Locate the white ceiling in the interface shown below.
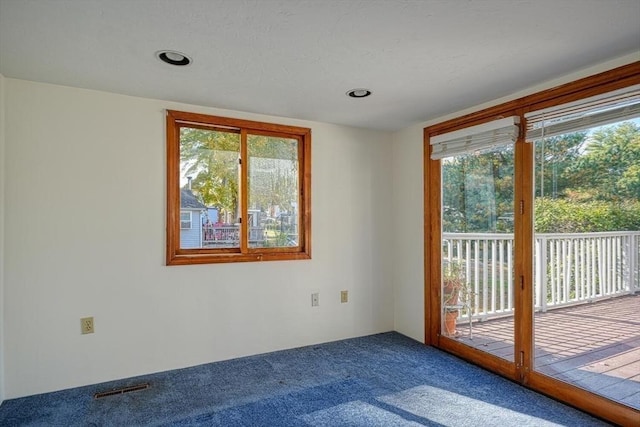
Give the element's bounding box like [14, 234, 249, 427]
[1, 0, 639, 131]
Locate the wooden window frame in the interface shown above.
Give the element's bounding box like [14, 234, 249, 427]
[166, 110, 312, 265]
[424, 62, 640, 425]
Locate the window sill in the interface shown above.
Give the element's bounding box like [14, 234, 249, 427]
[166, 251, 311, 265]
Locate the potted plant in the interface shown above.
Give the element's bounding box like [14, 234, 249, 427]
[442, 260, 466, 337]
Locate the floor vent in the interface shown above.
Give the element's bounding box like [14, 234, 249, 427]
[94, 383, 150, 399]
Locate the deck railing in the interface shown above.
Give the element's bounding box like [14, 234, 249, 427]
[202, 225, 265, 245]
[443, 231, 639, 321]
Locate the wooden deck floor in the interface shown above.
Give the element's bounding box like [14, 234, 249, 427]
[453, 294, 640, 409]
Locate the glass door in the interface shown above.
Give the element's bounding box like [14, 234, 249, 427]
[427, 65, 640, 425]
[432, 117, 518, 362]
[531, 115, 640, 409]
[439, 141, 515, 362]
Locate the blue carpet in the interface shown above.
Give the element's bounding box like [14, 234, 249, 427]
[0, 332, 610, 426]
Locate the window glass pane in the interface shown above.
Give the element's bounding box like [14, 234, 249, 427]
[532, 118, 640, 409]
[180, 211, 192, 229]
[179, 127, 240, 249]
[247, 135, 299, 248]
[441, 145, 515, 361]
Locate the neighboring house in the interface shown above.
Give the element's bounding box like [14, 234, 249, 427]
[180, 187, 207, 249]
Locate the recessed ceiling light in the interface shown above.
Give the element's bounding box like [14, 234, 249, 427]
[156, 50, 192, 66]
[346, 88, 372, 98]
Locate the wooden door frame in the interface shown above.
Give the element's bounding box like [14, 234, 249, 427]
[423, 62, 640, 426]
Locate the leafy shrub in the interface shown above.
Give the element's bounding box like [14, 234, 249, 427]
[535, 198, 640, 233]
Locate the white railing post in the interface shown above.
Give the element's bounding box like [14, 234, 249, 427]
[483, 239, 489, 318]
[536, 235, 548, 312]
[630, 233, 639, 292]
[507, 239, 513, 312]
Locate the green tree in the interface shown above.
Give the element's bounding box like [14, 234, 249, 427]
[180, 127, 240, 221]
[442, 147, 514, 233]
[534, 122, 640, 232]
[565, 122, 640, 201]
[442, 122, 640, 234]
[535, 132, 586, 198]
[247, 135, 298, 216]
[179, 127, 299, 222]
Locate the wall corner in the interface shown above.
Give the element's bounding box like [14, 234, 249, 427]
[0, 73, 6, 403]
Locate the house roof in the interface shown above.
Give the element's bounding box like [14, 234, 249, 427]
[0, 1, 638, 131]
[180, 188, 207, 210]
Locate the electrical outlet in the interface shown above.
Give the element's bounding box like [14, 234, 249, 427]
[341, 290, 348, 303]
[311, 293, 319, 307]
[81, 317, 94, 334]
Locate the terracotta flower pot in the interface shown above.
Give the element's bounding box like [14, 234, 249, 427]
[443, 311, 459, 337]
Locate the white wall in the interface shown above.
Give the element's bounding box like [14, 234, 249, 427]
[0, 73, 6, 403]
[3, 79, 394, 398]
[390, 124, 424, 342]
[390, 52, 640, 344]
